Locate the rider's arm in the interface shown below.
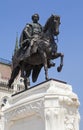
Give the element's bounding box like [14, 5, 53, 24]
[19, 24, 32, 48]
[24, 24, 32, 38]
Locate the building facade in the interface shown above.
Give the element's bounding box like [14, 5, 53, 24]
[0, 58, 24, 108]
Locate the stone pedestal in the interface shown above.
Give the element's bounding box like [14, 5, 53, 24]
[2, 79, 80, 130]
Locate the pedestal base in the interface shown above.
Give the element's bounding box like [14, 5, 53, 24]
[2, 79, 80, 130]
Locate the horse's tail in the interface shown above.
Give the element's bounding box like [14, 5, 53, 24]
[8, 66, 20, 89]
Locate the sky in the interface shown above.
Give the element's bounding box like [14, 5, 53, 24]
[0, 0, 83, 129]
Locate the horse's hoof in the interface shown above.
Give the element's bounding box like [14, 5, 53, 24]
[57, 66, 62, 72]
[7, 83, 10, 89]
[45, 77, 49, 81]
[25, 87, 28, 90]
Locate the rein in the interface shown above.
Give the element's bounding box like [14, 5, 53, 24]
[55, 36, 58, 43]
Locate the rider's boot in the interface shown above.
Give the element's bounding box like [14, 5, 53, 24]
[24, 46, 31, 58]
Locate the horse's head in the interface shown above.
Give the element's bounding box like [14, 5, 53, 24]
[44, 14, 61, 36]
[51, 15, 60, 36]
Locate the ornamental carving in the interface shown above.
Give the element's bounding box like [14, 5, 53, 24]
[5, 100, 44, 122]
[64, 115, 75, 130]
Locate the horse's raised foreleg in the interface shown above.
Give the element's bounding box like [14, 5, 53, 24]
[52, 52, 64, 72]
[56, 53, 64, 72]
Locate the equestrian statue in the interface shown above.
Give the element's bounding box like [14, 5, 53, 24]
[8, 13, 64, 90]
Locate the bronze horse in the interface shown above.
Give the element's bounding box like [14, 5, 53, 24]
[8, 15, 64, 90]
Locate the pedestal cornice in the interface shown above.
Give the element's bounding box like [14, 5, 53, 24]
[1, 79, 80, 130]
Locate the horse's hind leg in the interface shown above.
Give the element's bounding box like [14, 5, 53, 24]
[24, 77, 30, 90]
[8, 66, 20, 89]
[23, 67, 31, 90]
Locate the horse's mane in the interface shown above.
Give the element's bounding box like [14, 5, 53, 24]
[43, 15, 60, 33]
[43, 15, 54, 33]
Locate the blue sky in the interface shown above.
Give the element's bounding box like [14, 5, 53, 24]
[0, 0, 83, 129]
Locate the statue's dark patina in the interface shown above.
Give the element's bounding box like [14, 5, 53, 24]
[8, 14, 64, 90]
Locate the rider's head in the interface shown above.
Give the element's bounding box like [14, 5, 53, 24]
[32, 13, 39, 23]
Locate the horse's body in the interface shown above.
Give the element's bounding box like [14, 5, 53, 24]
[8, 15, 64, 90]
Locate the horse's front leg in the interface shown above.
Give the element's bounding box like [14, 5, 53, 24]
[44, 56, 49, 80]
[40, 51, 49, 80]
